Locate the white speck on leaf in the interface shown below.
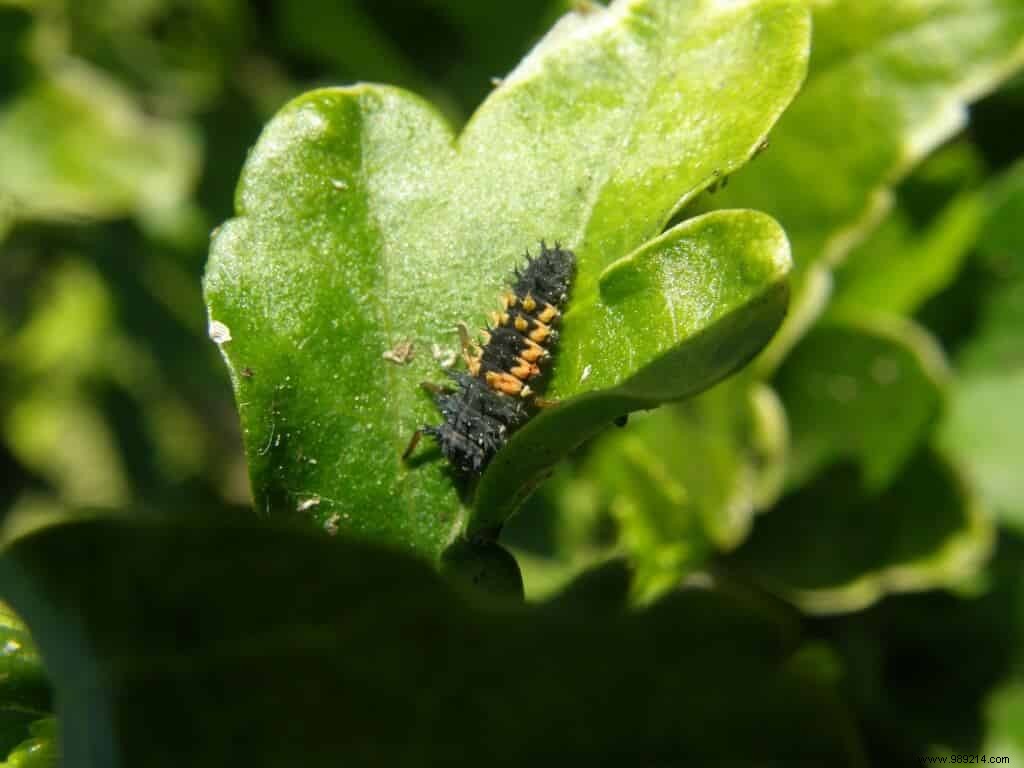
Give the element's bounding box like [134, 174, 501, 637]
[580, 364, 592, 383]
[330, 178, 348, 190]
[432, 343, 457, 368]
[324, 513, 341, 535]
[208, 320, 232, 345]
[297, 496, 321, 512]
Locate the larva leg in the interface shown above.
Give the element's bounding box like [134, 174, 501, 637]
[401, 429, 424, 460]
[420, 381, 453, 397]
[532, 396, 561, 409]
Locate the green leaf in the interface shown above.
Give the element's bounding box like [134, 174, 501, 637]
[820, 533, 1024, 760]
[574, 375, 788, 601]
[0, 604, 50, 759]
[1, 718, 56, 768]
[985, 683, 1024, 762]
[730, 448, 993, 614]
[277, 0, 450, 117]
[828, 184, 985, 320]
[776, 314, 949, 492]
[1, 262, 131, 509]
[0, 62, 199, 221]
[204, 0, 810, 557]
[706, 0, 1024, 369]
[0, 518, 862, 765]
[940, 161, 1024, 531]
[502, 462, 624, 601]
[61, 0, 243, 113]
[471, 211, 791, 533]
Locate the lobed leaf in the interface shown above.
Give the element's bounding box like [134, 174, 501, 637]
[205, 0, 810, 557]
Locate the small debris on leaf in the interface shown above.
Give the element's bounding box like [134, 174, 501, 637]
[383, 339, 415, 365]
[297, 496, 321, 512]
[208, 320, 232, 345]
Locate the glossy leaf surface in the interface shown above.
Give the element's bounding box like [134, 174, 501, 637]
[205, 0, 810, 556]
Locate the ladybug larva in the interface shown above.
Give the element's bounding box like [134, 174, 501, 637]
[403, 242, 575, 474]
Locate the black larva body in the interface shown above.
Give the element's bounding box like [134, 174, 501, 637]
[416, 242, 575, 474]
[422, 373, 529, 474]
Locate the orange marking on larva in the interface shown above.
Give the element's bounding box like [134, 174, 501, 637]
[522, 357, 542, 376]
[501, 291, 515, 309]
[523, 336, 546, 352]
[510, 357, 540, 380]
[529, 322, 552, 343]
[514, 315, 529, 332]
[520, 345, 544, 363]
[500, 312, 511, 326]
[522, 294, 537, 312]
[538, 304, 559, 323]
[486, 370, 525, 396]
[510, 363, 531, 380]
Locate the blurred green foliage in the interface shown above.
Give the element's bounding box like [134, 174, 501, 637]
[1, 0, 1024, 765]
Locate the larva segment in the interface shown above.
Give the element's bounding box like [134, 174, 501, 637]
[537, 303, 559, 324]
[485, 370, 533, 397]
[527, 321, 553, 344]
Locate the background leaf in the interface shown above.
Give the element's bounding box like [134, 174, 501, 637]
[0, 603, 50, 760]
[813, 532, 1024, 761]
[1, 717, 56, 768]
[940, 160, 1024, 532]
[523, 375, 788, 601]
[705, 0, 1024, 367]
[828, 180, 985, 319]
[731, 448, 993, 613]
[0, 62, 199, 221]
[776, 314, 948, 491]
[0, 518, 862, 767]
